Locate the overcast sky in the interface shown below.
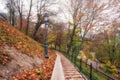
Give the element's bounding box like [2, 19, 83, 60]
[0, 0, 7, 13]
[0, 0, 119, 23]
[0, 0, 70, 23]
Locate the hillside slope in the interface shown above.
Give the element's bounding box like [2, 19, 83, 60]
[0, 19, 56, 80]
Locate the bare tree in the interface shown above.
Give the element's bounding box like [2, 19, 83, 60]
[87, 0, 120, 67]
[14, 0, 24, 31]
[48, 21, 67, 50]
[26, 0, 33, 35]
[33, 0, 58, 38]
[54, 22, 66, 50]
[66, 0, 105, 55]
[6, 0, 16, 26]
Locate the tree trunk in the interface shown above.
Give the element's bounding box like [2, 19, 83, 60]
[55, 43, 57, 49]
[11, 10, 15, 26]
[19, 14, 23, 31]
[26, 18, 29, 35]
[67, 24, 77, 55]
[33, 21, 42, 38]
[26, 0, 32, 35]
[59, 45, 61, 51]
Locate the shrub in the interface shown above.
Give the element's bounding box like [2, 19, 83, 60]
[102, 61, 117, 74]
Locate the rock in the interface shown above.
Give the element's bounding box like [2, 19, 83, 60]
[0, 45, 43, 80]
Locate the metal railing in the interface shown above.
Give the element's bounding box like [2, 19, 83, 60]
[50, 48, 118, 80]
[0, 13, 7, 21]
[68, 54, 117, 80]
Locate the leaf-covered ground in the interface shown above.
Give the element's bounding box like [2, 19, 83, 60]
[0, 19, 56, 80]
[13, 50, 56, 80]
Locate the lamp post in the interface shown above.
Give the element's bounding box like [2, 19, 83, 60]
[44, 13, 49, 58]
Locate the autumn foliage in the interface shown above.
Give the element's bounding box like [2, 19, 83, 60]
[0, 19, 56, 80]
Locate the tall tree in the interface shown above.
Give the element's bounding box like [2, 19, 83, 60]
[66, 0, 105, 55]
[48, 21, 66, 50]
[15, 0, 24, 31]
[33, 0, 58, 38]
[7, 0, 16, 26]
[26, 0, 33, 35]
[33, 0, 47, 38]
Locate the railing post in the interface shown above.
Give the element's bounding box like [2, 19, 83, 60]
[72, 53, 74, 62]
[96, 62, 98, 72]
[74, 54, 75, 65]
[71, 53, 73, 61]
[74, 55, 76, 65]
[79, 59, 82, 72]
[90, 63, 92, 80]
[86, 60, 87, 67]
[68, 54, 70, 59]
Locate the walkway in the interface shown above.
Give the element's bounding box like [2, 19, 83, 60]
[51, 51, 85, 80]
[51, 52, 65, 80]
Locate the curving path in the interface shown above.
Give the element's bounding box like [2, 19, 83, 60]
[60, 52, 84, 80]
[51, 51, 85, 80]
